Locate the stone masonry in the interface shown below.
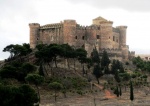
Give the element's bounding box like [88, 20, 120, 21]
[29, 16, 135, 61]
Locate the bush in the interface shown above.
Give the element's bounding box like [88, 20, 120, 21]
[0, 84, 38, 106]
[77, 90, 83, 95]
[125, 62, 129, 65]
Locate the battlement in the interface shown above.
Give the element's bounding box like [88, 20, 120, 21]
[63, 20, 76, 25]
[101, 48, 122, 52]
[116, 26, 127, 29]
[113, 27, 120, 33]
[99, 48, 123, 57]
[40, 23, 62, 29]
[76, 24, 100, 30]
[29, 23, 40, 27]
[131, 51, 135, 54]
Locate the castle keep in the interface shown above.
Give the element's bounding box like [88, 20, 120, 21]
[29, 16, 135, 61]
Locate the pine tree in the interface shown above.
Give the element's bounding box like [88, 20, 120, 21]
[116, 86, 119, 97]
[114, 70, 121, 83]
[130, 81, 134, 101]
[101, 50, 110, 69]
[114, 86, 120, 97]
[91, 47, 100, 64]
[93, 65, 103, 84]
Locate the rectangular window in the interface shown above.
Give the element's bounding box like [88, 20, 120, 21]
[75, 36, 77, 39]
[82, 36, 84, 40]
[113, 36, 115, 41]
[96, 35, 100, 39]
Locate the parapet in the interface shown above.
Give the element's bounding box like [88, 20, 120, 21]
[63, 20, 76, 25]
[113, 27, 120, 33]
[76, 24, 100, 30]
[29, 23, 40, 28]
[40, 23, 62, 29]
[116, 26, 127, 29]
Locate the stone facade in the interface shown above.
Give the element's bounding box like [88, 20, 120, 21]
[29, 16, 135, 61]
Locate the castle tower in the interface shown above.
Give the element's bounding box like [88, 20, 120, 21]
[93, 16, 107, 25]
[93, 16, 113, 49]
[63, 20, 76, 45]
[117, 26, 127, 47]
[29, 23, 40, 48]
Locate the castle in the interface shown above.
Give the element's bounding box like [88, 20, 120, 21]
[29, 16, 135, 61]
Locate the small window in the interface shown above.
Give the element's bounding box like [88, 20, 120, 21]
[82, 36, 84, 40]
[113, 36, 115, 41]
[98, 27, 100, 30]
[75, 36, 77, 39]
[37, 38, 39, 40]
[97, 35, 100, 39]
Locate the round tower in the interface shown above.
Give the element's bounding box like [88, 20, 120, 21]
[29, 23, 40, 48]
[117, 26, 127, 47]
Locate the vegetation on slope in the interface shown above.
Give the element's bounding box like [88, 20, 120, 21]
[0, 43, 149, 105]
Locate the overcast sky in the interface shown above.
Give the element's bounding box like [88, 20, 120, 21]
[0, 0, 150, 60]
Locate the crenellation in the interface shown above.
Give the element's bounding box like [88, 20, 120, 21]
[29, 16, 135, 61]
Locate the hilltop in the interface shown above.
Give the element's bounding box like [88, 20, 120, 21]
[0, 43, 150, 106]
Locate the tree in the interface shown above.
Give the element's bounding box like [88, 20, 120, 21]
[93, 65, 103, 84]
[0, 65, 18, 79]
[3, 44, 15, 58]
[119, 73, 131, 92]
[114, 70, 121, 83]
[101, 50, 110, 69]
[119, 63, 125, 73]
[130, 81, 134, 101]
[116, 86, 120, 97]
[61, 44, 73, 69]
[3, 44, 32, 62]
[49, 82, 63, 101]
[91, 47, 100, 64]
[49, 44, 64, 68]
[25, 74, 44, 103]
[38, 63, 44, 76]
[21, 62, 36, 74]
[119, 86, 122, 97]
[114, 86, 119, 97]
[104, 66, 110, 74]
[35, 44, 52, 76]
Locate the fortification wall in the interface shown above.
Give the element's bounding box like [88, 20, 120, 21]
[121, 45, 129, 60]
[112, 31, 120, 49]
[33, 23, 64, 45]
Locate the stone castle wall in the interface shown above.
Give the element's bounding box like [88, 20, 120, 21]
[29, 16, 134, 61]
